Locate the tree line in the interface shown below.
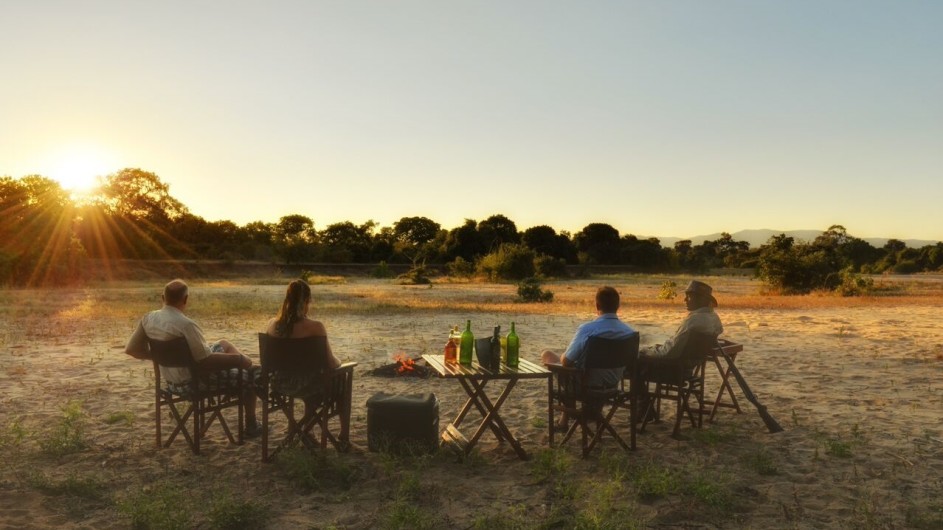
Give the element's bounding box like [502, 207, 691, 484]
[2, 169, 941, 292]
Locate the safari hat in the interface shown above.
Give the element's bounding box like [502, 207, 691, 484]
[685, 280, 718, 306]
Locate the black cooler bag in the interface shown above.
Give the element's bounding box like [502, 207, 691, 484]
[366, 392, 439, 454]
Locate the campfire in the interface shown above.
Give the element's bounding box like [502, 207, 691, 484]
[393, 353, 416, 374]
[368, 352, 430, 378]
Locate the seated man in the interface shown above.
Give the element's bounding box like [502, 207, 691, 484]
[641, 280, 723, 359]
[542, 286, 637, 430]
[125, 279, 261, 437]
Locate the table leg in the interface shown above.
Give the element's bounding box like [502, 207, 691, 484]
[467, 379, 528, 459]
[450, 378, 529, 460]
[709, 353, 743, 422]
[455, 379, 506, 441]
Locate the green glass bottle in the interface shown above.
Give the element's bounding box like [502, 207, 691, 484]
[506, 321, 520, 367]
[459, 320, 474, 365]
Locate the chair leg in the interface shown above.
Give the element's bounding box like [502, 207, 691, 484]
[155, 394, 162, 450]
[192, 398, 201, 455]
[261, 398, 270, 463]
[671, 390, 685, 439]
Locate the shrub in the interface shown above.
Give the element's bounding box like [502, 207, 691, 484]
[757, 242, 840, 294]
[397, 264, 431, 285]
[517, 277, 553, 303]
[893, 260, 920, 274]
[534, 255, 568, 278]
[372, 261, 394, 278]
[446, 257, 474, 277]
[208, 492, 270, 530]
[477, 243, 536, 281]
[118, 483, 192, 529]
[658, 280, 677, 300]
[40, 401, 88, 456]
[835, 268, 874, 296]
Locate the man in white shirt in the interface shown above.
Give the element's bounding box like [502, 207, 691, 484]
[126, 279, 260, 436]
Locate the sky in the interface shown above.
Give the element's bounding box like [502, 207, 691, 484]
[2, 1, 942, 241]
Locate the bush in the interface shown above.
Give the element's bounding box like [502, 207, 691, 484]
[446, 257, 474, 277]
[534, 255, 568, 278]
[477, 243, 536, 281]
[893, 260, 920, 274]
[397, 264, 431, 285]
[40, 401, 88, 456]
[658, 280, 678, 300]
[757, 243, 840, 294]
[517, 277, 554, 303]
[835, 268, 874, 296]
[372, 260, 394, 278]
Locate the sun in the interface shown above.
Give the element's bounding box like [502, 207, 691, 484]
[46, 145, 116, 192]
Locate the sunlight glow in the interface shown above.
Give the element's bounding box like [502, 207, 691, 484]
[46, 145, 116, 192]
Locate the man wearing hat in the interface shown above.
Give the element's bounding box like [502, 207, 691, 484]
[642, 280, 723, 358]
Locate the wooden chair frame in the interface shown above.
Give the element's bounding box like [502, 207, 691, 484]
[638, 332, 717, 439]
[147, 337, 245, 455]
[547, 333, 640, 457]
[258, 333, 356, 462]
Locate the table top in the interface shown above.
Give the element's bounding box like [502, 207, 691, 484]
[422, 355, 550, 380]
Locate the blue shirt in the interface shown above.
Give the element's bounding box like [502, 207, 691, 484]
[563, 314, 637, 388]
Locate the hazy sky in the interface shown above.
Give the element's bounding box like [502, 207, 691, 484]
[2, 1, 941, 241]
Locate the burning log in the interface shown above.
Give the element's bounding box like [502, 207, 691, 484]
[368, 353, 430, 378]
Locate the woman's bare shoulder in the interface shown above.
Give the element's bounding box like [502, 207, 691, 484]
[295, 318, 328, 337]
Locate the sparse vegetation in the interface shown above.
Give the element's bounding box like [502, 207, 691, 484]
[118, 482, 193, 530]
[208, 491, 270, 530]
[39, 401, 89, 456]
[104, 410, 136, 426]
[274, 448, 362, 492]
[658, 279, 678, 300]
[1, 274, 942, 529]
[516, 276, 554, 303]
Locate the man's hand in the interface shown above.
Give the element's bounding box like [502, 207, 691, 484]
[237, 353, 252, 369]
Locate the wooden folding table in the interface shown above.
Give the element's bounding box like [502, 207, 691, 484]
[422, 355, 550, 460]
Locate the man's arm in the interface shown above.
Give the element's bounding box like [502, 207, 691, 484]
[125, 321, 150, 360]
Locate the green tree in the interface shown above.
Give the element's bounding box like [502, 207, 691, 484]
[756, 231, 845, 294]
[477, 214, 520, 252]
[97, 168, 187, 225]
[0, 176, 87, 285]
[274, 214, 316, 264]
[318, 220, 375, 263]
[573, 223, 621, 264]
[392, 216, 441, 265]
[620, 235, 668, 270]
[443, 219, 485, 262]
[522, 225, 576, 263]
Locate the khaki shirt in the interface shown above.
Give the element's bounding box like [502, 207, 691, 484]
[646, 307, 723, 359]
[126, 306, 211, 384]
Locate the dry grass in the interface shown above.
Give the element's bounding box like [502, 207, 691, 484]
[2, 272, 943, 528]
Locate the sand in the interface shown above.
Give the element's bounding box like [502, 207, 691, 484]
[1, 275, 942, 529]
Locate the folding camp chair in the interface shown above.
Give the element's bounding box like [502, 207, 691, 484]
[147, 337, 245, 455]
[258, 333, 357, 462]
[547, 333, 640, 457]
[638, 332, 717, 439]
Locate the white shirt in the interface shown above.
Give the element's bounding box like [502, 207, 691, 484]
[126, 306, 212, 384]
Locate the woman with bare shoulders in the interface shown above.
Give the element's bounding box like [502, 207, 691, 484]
[264, 279, 348, 444]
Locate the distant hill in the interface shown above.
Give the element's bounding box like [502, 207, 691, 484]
[653, 229, 940, 249]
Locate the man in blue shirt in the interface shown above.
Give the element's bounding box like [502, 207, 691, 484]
[542, 286, 637, 430]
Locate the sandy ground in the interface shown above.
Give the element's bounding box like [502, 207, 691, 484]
[1, 275, 942, 529]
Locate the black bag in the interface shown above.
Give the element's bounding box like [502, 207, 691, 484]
[366, 392, 439, 454]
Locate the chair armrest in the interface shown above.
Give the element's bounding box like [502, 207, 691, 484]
[545, 363, 579, 375]
[335, 362, 357, 373]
